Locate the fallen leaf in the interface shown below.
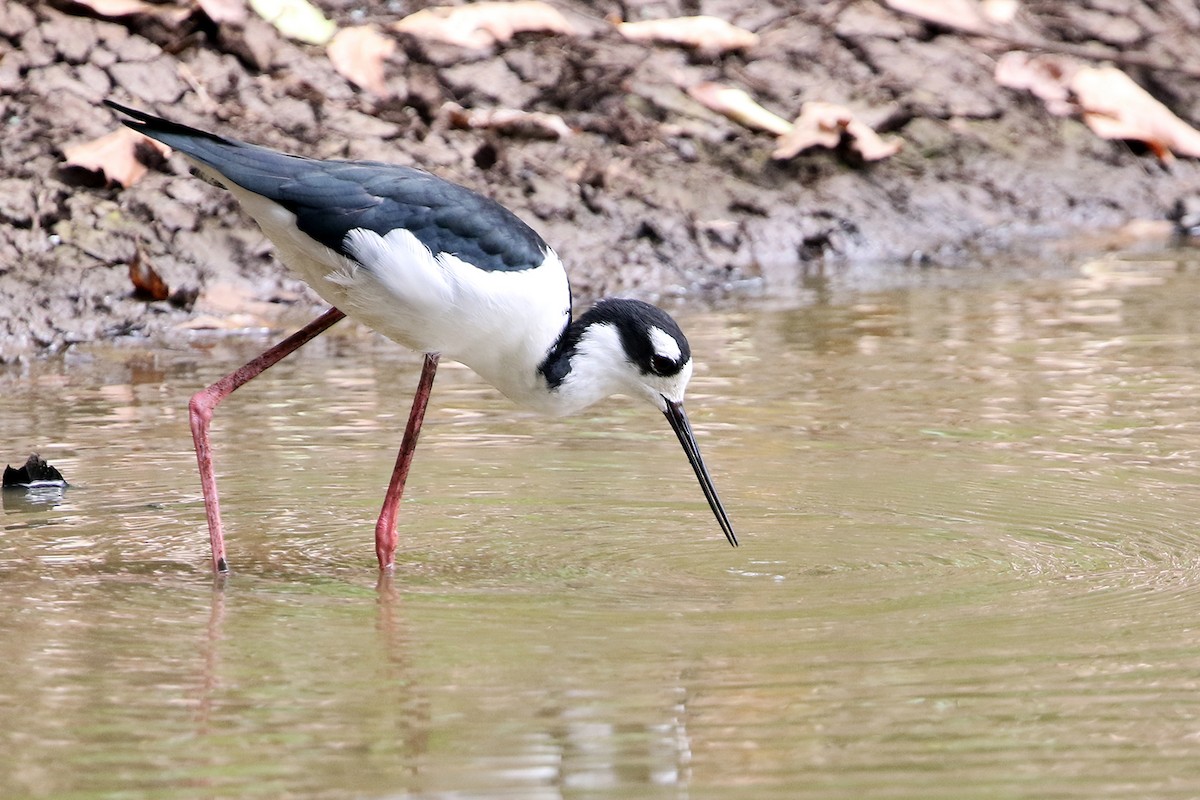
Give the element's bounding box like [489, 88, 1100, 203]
[63, 0, 192, 23]
[981, 0, 1020, 25]
[883, 0, 999, 34]
[327, 25, 396, 96]
[617, 16, 758, 54]
[687, 82, 792, 135]
[391, 1, 574, 50]
[1071, 66, 1200, 161]
[995, 53, 1200, 161]
[993, 51, 1078, 116]
[197, 0, 248, 24]
[773, 103, 844, 155]
[249, 0, 337, 45]
[128, 251, 170, 302]
[444, 103, 572, 139]
[62, 127, 171, 188]
[66, 0, 156, 15]
[773, 101, 903, 161]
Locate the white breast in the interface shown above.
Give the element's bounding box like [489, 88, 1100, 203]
[220, 181, 572, 411]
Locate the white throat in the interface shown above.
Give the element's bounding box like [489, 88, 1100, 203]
[529, 322, 692, 417]
[558, 323, 638, 413]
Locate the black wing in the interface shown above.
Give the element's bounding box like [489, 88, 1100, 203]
[108, 101, 548, 273]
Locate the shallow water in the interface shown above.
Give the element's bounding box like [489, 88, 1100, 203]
[4, 250, 1200, 798]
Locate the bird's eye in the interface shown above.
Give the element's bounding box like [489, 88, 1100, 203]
[650, 354, 675, 375]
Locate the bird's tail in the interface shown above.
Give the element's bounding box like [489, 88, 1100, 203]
[106, 100, 234, 151]
[105, 100, 307, 193]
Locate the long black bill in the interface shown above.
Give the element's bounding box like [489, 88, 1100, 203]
[663, 400, 738, 547]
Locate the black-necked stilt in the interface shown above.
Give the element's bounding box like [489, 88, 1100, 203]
[108, 101, 737, 574]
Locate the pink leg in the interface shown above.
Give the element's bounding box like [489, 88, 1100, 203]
[375, 353, 440, 570]
[189, 307, 346, 573]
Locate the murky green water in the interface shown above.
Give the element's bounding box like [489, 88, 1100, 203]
[4, 251, 1200, 798]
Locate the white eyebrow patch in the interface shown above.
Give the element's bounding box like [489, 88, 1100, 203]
[648, 325, 682, 361]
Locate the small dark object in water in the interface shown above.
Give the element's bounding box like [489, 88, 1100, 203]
[3, 453, 67, 488]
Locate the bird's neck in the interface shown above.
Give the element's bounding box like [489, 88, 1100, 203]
[456, 310, 627, 418]
[532, 316, 631, 417]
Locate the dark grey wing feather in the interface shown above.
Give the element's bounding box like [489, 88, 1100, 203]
[107, 101, 548, 273]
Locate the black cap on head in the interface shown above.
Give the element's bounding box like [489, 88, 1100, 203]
[581, 299, 691, 377]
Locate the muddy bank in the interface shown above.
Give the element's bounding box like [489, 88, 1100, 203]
[1, 0, 1198, 362]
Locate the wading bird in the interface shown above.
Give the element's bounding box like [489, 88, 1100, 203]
[108, 101, 737, 574]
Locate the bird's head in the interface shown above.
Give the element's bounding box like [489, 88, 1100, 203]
[576, 298, 694, 411]
[559, 299, 737, 547]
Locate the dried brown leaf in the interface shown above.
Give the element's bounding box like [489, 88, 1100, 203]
[249, 0, 337, 45]
[617, 15, 758, 54]
[197, 0, 248, 24]
[773, 102, 903, 161]
[391, 1, 574, 50]
[980, 0, 1020, 25]
[993, 52, 1078, 116]
[883, 0, 998, 34]
[772, 103, 845, 156]
[686, 82, 791, 135]
[1071, 66, 1200, 161]
[996, 53, 1200, 161]
[65, 0, 191, 23]
[62, 127, 171, 188]
[128, 251, 170, 302]
[445, 103, 572, 139]
[328, 25, 396, 97]
[66, 0, 160, 17]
